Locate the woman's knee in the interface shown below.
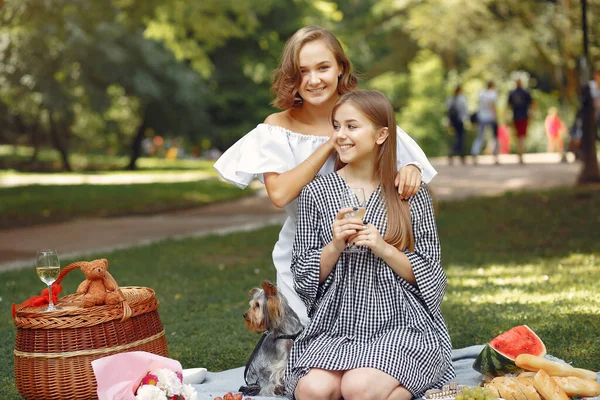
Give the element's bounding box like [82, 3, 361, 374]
[294, 369, 342, 400]
[341, 377, 379, 400]
[341, 369, 402, 400]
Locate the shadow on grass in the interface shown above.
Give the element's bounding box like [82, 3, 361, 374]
[438, 186, 599, 267]
[0, 179, 253, 230]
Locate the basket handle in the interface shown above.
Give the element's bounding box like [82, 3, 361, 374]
[56, 261, 88, 286]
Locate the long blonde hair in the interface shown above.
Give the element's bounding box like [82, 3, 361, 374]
[271, 26, 358, 110]
[332, 90, 414, 251]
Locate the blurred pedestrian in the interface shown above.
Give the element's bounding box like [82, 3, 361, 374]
[591, 69, 600, 131]
[447, 85, 469, 165]
[544, 107, 566, 153]
[471, 81, 499, 164]
[497, 124, 511, 155]
[508, 79, 534, 164]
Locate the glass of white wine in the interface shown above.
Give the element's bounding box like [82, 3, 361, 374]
[341, 188, 368, 253]
[36, 249, 61, 312]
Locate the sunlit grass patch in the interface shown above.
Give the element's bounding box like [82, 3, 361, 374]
[443, 250, 599, 368]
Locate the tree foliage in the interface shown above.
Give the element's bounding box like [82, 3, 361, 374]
[0, 0, 598, 174]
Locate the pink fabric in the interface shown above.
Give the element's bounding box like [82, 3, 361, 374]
[545, 115, 564, 137]
[498, 125, 511, 154]
[92, 351, 182, 400]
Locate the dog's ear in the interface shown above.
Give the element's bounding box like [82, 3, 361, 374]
[249, 287, 259, 298]
[267, 295, 282, 327]
[262, 281, 278, 298]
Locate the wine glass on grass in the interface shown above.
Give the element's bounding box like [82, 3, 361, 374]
[341, 188, 368, 253]
[36, 249, 61, 312]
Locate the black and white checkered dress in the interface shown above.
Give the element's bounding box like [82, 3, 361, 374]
[285, 172, 455, 398]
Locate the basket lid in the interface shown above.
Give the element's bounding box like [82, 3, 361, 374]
[13, 286, 159, 329]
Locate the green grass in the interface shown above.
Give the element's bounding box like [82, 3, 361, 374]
[0, 144, 217, 172]
[437, 187, 600, 363]
[0, 186, 599, 398]
[0, 179, 253, 229]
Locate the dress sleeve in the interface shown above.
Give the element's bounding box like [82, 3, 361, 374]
[395, 126, 437, 184]
[402, 186, 446, 316]
[213, 124, 295, 189]
[291, 185, 327, 317]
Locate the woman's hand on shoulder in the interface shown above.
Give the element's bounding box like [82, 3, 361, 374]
[395, 164, 422, 199]
[352, 223, 390, 258]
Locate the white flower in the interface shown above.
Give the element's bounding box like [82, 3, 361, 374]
[154, 368, 184, 396]
[135, 384, 165, 400]
[134, 368, 197, 400]
[181, 384, 198, 400]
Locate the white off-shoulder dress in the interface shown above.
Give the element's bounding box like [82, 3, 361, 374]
[213, 123, 437, 325]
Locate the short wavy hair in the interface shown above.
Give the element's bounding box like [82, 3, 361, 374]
[271, 26, 358, 110]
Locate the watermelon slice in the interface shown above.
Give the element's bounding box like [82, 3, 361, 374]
[473, 325, 546, 377]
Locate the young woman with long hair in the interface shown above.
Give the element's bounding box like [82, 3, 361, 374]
[286, 90, 454, 400]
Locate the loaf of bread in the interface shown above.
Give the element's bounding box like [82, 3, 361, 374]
[533, 369, 570, 400]
[490, 377, 540, 400]
[515, 354, 597, 380]
[552, 376, 600, 397]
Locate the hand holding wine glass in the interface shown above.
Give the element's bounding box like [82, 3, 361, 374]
[341, 188, 368, 253]
[36, 249, 61, 312]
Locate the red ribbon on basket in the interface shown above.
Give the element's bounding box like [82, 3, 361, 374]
[11, 284, 62, 318]
[11, 262, 78, 318]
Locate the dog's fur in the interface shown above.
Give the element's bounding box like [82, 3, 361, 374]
[241, 281, 303, 397]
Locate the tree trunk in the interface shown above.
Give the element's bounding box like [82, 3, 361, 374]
[577, 83, 600, 183]
[48, 112, 72, 172]
[127, 113, 148, 171]
[26, 118, 41, 163]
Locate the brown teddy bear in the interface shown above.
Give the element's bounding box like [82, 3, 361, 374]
[77, 258, 125, 308]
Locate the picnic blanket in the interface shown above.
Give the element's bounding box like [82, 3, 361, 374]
[190, 345, 600, 400]
[190, 345, 486, 399]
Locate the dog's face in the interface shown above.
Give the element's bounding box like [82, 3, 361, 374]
[243, 281, 282, 333]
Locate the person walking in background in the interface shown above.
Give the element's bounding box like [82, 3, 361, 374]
[508, 79, 533, 164]
[497, 124, 511, 155]
[544, 107, 566, 153]
[447, 85, 469, 165]
[591, 69, 600, 132]
[471, 81, 499, 164]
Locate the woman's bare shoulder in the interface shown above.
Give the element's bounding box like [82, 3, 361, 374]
[264, 110, 293, 128]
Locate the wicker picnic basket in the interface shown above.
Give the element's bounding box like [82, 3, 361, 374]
[13, 260, 168, 400]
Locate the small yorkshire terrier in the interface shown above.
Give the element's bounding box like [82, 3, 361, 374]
[240, 281, 304, 397]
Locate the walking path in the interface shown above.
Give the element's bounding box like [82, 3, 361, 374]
[0, 152, 586, 271]
[0, 170, 214, 187]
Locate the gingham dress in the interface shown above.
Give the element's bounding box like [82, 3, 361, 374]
[213, 124, 438, 326]
[285, 172, 455, 398]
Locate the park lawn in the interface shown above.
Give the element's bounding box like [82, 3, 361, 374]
[0, 179, 253, 229]
[0, 186, 598, 398]
[0, 144, 217, 172]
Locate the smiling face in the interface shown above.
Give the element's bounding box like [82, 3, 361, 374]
[333, 102, 388, 165]
[297, 39, 342, 107]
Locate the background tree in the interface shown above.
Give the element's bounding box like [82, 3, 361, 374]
[0, 0, 598, 179]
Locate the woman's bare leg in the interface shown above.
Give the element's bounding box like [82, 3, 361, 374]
[341, 368, 410, 400]
[294, 368, 343, 400]
[387, 385, 413, 400]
